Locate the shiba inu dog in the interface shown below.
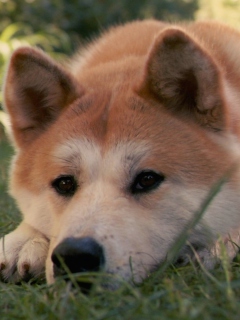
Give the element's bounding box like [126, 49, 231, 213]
[1, 19, 240, 289]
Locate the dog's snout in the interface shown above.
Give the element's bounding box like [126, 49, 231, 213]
[52, 237, 105, 277]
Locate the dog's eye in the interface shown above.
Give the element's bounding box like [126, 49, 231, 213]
[52, 175, 77, 196]
[131, 170, 165, 194]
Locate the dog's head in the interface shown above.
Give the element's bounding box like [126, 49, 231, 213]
[4, 26, 240, 287]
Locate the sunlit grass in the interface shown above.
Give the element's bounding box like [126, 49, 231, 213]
[196, 0, 240, 29]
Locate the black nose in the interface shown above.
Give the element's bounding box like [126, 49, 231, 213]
[52, 237, 105, 289]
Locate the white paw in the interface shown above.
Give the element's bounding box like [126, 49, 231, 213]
[0, 223, 49, 283]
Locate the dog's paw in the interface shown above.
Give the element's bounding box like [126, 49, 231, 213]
[0, 222, 49, 283]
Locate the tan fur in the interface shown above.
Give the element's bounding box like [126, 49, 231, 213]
[1, 19, 240, 286]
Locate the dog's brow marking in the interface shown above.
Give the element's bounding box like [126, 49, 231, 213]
[52, 138, 151, 179]
[52, 138, 101, 177]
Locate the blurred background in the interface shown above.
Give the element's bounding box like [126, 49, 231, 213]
[0, 0, 240, 135]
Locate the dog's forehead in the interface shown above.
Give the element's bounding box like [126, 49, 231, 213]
[52, 137, 151, 176]
[63, 94, 161, 153]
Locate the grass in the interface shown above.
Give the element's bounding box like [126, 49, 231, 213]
[1, 134, 240, 320]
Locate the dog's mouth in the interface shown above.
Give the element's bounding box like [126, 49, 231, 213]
[51, 236, 215, 292]
[174, 242, 214, 268]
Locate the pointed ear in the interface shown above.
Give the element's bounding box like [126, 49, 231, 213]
[138, 28, 227, 132]
[4, 47, 82, 147]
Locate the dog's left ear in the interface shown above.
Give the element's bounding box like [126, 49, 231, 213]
[4, 47, 82, 147]
[138, 28, 227, 132]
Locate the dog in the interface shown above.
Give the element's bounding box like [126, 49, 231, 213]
[1, 19, 240, 289]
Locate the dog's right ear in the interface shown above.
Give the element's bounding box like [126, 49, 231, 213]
[4, 47, 82, 147]
[137, 28, 227, 132]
